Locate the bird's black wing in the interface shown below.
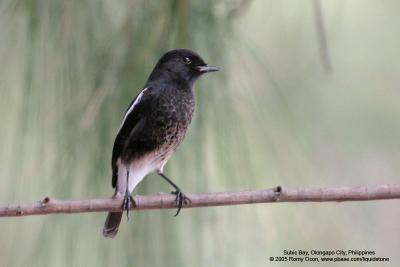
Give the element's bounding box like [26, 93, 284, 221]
[111, 87, 152, 188]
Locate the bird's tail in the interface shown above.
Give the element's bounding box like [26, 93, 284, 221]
[103, 212, 123, 238]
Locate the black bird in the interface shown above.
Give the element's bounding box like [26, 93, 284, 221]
[103, 49, 219, 238]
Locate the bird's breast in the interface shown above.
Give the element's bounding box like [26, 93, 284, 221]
[151, 89, 195, 145]
[144, 89, 195, 168]
[122, 88, 195, 163]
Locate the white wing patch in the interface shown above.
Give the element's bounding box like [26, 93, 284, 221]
[117, 87, 149, 134]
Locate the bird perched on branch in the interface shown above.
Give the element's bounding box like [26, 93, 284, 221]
[103, 49, 219, 238]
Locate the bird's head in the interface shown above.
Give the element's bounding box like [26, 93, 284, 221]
[149, 49, 219, 86]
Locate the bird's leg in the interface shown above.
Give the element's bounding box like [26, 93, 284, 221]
[122, 168, 136, 220]
[158, 173, 191, 216]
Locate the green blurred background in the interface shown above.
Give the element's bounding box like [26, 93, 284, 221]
[0, 0, 399, 266]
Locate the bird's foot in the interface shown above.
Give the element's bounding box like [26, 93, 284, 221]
[122, 192, 136, 220]
[171, 189, 191, 217]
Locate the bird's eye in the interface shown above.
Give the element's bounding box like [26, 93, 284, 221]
[183, 57, 192, 64]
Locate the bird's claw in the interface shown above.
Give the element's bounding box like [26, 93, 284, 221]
[171, 190, 191, 216]
[122, 193, 136, 220]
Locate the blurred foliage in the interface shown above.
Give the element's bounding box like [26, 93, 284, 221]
[0, 0, 399, 266]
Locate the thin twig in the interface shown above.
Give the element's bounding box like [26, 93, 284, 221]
[313, 0, 332, 72]
[1, 184, 399, 217]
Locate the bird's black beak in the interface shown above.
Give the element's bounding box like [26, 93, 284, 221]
[196, 65, 219, 73]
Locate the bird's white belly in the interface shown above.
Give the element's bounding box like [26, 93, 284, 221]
[116, 156, 161, 195]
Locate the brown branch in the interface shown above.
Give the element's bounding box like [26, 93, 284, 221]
[1, 184, 399, 217]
